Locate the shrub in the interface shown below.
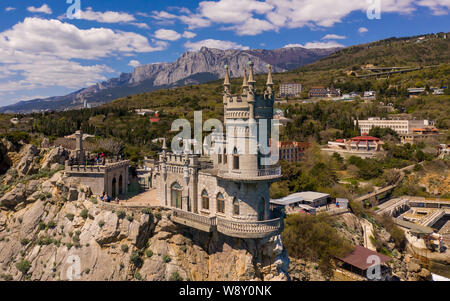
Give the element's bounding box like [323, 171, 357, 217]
[141, 208, 152, 215]
[98, 220, 105, 228]
[47, 220, 57, 229]
[80, 209, 89, 220]
[169, 271, 183, 281]
[65, 213, 75, 221]
[180, 245, 187, 253]
[130, 252, 143, 268]
[38, 221, 46, 230]
[126, 215, 134, 222]
[134, 272, 143, 281]
[283, 213, 353, 278]
[155, 212, 162, 220]
[117, 211, 126, 219]
[15, 260, 31, 274]
[162, 254, 171, 263]
[121, 244, 129, 253]
[145, 249, 153, 258]
[20, 238, 30, 246]
[37, 237, 53, 245]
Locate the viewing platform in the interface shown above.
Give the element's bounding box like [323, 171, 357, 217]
[65, 160, 130, 174]
[217, 166, 282, 182]
[171, 208, 283, 239]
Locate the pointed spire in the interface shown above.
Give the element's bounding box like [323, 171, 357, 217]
[266, 64, 273, 86]
[223, 65, 231, 93]
[247, 61, 255, 84]
[224, 65, 230, 86]
[242, 68, 248, 88]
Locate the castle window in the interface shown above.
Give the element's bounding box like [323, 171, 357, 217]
[233, 147, 239, 170]
[233, 198, 240, 215]
[171, 182, 182, 209]
[218, 153, 222, 164]
[201, 189, 209, 210]
[217, 193, 225, 214]
[224, 148, 227, 164]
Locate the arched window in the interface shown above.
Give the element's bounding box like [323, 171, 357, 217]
[201, 189, 209, 210]
[233, 198, 240, 216]
[224, 148, 227, 164]
[217, 193, 225, 214]
[171, 182, 182, 209]
[233, 147, 239, 170]
[258, 197, 265, 221]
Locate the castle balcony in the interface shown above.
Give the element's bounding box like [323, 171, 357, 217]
[216, 216, 283, 239]
[217, 166, 282, 182]
[171, 209, 217, 233]
[170, 209, 284, 239]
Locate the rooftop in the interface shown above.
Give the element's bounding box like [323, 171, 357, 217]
[338, 245, 392, 270]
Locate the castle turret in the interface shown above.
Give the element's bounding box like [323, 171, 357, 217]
[223, 65, 231, 94]
[242, 69, 248, 95]
[266, 64, 274, 96]
[247, 61, 255, 92]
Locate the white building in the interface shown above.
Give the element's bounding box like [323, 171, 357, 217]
[355, 118, 431, 135]
[279, 83, 302, 97]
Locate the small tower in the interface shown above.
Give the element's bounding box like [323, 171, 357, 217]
[266, 64, 274, 97]
[242, 69, 248, 95]
[224, 65, 231, 95]
[75, 130, 85, 163]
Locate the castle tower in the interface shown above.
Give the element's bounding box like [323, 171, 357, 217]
[75, 130, 85, 163]
[215, 63, 280, 221]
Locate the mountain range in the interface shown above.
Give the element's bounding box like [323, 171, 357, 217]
[0, 46, 338, 113]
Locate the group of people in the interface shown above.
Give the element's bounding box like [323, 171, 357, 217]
[100, 192, 120, 203]
[68, 152, 106, 166]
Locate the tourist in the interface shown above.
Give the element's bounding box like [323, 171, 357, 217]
[105, 193, 111, 203]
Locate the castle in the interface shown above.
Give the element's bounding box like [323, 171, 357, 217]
[153, 62, 284, 239]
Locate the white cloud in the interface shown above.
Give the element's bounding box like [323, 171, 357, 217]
[284, 41, 345, 49]
[27, 4, 52, 14]
[182, 31, 197, 39]
[0, 18, 167, 96]
[151, 0, 450, 35]
[184, 39, 249, 51]
[358, 27, 369, 34]
[78, 7, 135, 23]
[128, 60, 141, 68]
[416, 0, 450, 14]
[154, 29, 182, 41]
[322, 34, 346, 40]
[5, 7, 16, 12]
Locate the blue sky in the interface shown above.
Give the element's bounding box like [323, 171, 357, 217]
[0, 0, 449, 106]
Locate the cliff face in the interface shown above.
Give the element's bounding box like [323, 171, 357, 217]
[0, 144, 289, 281]
[0, 46, 337, 113]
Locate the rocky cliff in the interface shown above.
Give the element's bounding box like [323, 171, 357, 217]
[0, 46, 338, 113]
[0, 143, 289, 281]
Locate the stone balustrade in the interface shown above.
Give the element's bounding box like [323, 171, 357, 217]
[216, 216, 283, 238]
[171, 209, 217, 233]
[65, 160, 130, 173]
[171, 208, 283, 239]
